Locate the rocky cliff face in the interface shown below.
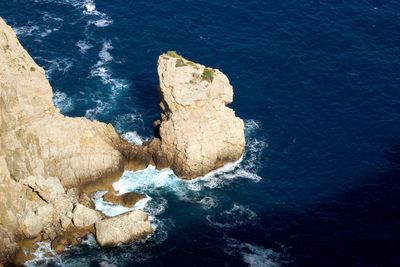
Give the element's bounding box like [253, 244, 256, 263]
[0, 18, 149, 264]
[154, 52, 245, 178]
[0, 18, 125, 188]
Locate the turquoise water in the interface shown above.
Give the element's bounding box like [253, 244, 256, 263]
[1, 1, 400, 266]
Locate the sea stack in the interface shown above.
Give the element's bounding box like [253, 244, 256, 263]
[153, 52, 245, 179]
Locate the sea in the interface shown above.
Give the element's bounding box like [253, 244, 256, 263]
[1, 1, 400, 266]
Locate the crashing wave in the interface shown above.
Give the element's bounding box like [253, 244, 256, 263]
[84, 2, 96, 13]
[122, 131, 145, 145]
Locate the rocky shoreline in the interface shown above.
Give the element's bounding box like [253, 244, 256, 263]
[0, 17, 244, 266]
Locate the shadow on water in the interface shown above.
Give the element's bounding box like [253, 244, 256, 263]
[129, 72, 162, 132]
[264, 141, 400, 267]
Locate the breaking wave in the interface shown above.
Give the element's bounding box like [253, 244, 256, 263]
[122, 131, 145, 145]
[92, 190, 152, 217]
[98, 119, 266, 210]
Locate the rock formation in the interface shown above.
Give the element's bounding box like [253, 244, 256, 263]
[153, 52, 245, 178]
[72, 204, 102, 228]
[0, 18, 125, 188]
[0, 16, 245, 264]
[0, 18, 151, 264]
[95, 210, 153, 247]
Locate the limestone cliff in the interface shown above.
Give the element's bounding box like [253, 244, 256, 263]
[154, 52, 245, 178]
[0, 18, 126, 188]
[0, 18, 149, 264]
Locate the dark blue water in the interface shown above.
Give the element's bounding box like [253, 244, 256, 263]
[1, 1, 400, 266]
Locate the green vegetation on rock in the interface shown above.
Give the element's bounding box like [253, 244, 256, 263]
[175, 58, 186, 67]
[166, 51, 200, 69]
[201, 68, 215, 82]
[166, 51, 181, 58]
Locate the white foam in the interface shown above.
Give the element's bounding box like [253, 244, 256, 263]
[99, 261, 117, 267]
[13, 25, 39, 37]
[224, 238, 282, 267]
[53, 91, 74, 113]
[94, 117, 266, 207]
[184, 157, 262, 193]
[206, 203, 258, 229]
[80, 234, 98, 248]
[84, 2, 96, 12]
[148, 217, 171, 245]
[97, 41, 113, 65]
[245, 119, 262, 135]
[110, 152, 260, 205]
[85, 100, 110, 120]
[198, 196, 217, 209]
[89, 18, 113, 27]
[242, 244, 281, 267]
[89, 118, 266, 252]
[38, 28, 58, 38]
[25, 242, 60, 266]
[13, 12, 62, 39]
[42, 12, 63, 22]
[113, 113, 144, 132]
[90, 41, 129, 98]
[92, 191, 152, 217]
[43, 57, 73, 78]
[76, 40, 93, 53]
[113, 167, 180, 194]
[87, 72, 128, 120]
[122, 131, 144, 145]
[225, 203, 258, 221]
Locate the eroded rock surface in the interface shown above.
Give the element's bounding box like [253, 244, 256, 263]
[155, 52, 245, 178]
[95, 210, 153, 247]
[0, 18, 125, 188]
[72, 204, 102, 228]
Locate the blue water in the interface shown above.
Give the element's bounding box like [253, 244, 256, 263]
[1, 0, 400, 266]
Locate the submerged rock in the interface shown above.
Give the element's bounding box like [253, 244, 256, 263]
[95, 210, 153, 247]
[155, 52, 245, 178]
[51, 225, 95, 253]
[103, 191, 146, 207]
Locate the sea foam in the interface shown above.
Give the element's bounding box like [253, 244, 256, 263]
[224, 238, 282, 267]
[76, 40, 93, 53]
[53, 91, 74, 113]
